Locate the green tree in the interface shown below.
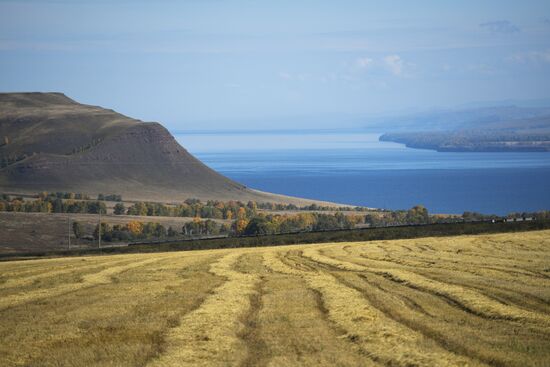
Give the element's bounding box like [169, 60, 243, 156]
[203, 219, 220, 235]
[167, 226, 178, 237]
[313, 214, 340, 231]
[220, 223, 231, 234]
[183, 218, 202, 236]
[244, 216, 270, 235]
[127, 202, 147, 216]
[406, 205, 429, 224]
[113, 202, 126, 215]
[87, 201, 107, 214]
[53, 198, 64, 213]
[93, 222, 112, 241]
[154, 224, 167, 238]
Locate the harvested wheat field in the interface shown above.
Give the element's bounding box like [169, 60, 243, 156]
[1, 230, 549, 367]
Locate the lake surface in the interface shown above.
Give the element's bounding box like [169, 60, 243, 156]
[174, 131, 550, 215]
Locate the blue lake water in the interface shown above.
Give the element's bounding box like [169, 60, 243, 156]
[175, 131, 550, 215]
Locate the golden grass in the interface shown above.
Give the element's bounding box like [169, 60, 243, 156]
[148, 251, 262, 367]
[301, 247, 549, 324]
[0, 230, 549, 366]
[0, 254, 175, 311]
[263, 251, 477, 366]
[0, 251, 224, 366]
[0, 256, 133, 290]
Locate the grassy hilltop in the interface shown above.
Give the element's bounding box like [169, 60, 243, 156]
[1, 230, 549, 366]
[0, 93, 327, 205]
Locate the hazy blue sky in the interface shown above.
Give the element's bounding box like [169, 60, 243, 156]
[1, 1, 550, 129]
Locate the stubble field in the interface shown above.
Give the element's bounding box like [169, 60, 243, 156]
[1, 230, 549, 366]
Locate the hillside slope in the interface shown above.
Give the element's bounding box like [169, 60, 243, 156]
[379, 109, 550, 152]
[0, 93, 137, 157]
[0, 93, 323, 204]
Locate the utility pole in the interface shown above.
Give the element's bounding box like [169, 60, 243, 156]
[68, 214, 71, 250]
[98, 208, 101, 249]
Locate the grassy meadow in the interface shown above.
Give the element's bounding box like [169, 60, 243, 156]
[1, 230, 549, 366]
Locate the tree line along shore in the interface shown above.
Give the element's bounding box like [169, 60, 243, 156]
[2, 191, 549, 250]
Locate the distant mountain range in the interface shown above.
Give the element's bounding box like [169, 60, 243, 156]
[377, 106, 550, 152]
[0, 93, 324, 204]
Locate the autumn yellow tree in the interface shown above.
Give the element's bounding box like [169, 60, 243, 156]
[237, 207, 247, 220]
[65, 199, 75, 209]
[297, 213, 316, 230]
[10, 199, 23, 212]
[348, 214, 363, 226]
[234, 219, 249, 235]
[126, 221, 143, 236]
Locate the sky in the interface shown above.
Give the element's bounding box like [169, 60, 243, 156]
[1, 0, 550, 130]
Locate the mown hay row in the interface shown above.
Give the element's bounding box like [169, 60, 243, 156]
[0, 255, 126, 280]
[341, 238, 547, 273]
[0, 256, 140, 291]
[333, 244, 550, 291]
[148, 251, 262, 367]
[263, 250, 479, 366]
[470, 231, 550, 253]
[255, 265, 371, 366]
[0, 253, 175, 311]
[302, 247, 550, 324]
[325, 240, 550, 305]
[0, 252, 224, 367]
